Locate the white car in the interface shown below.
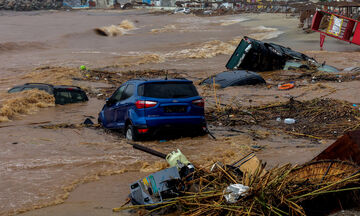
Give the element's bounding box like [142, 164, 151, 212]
[173, 8, 191, 14]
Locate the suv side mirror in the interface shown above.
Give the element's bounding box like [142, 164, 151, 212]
[106, 98, 113, 106]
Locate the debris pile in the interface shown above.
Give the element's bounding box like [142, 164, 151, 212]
[206, 98, 360, 139]
[116, 154, 360, 215]
[262, 67, 360, 83]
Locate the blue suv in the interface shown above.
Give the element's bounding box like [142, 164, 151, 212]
[98, 79, 206, 140]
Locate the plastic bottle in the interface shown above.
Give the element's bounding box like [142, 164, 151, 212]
[284, 118, 296, 124]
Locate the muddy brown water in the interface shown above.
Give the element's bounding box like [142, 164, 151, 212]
[0, 9, 360, 215]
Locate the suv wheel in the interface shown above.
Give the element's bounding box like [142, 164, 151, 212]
[126, 125, 138, 141]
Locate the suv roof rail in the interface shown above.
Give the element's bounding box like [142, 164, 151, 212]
[54, 85, 82, 89]
[24, 83, 54, 86]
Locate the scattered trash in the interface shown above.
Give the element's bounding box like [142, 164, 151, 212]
[276, 117, 282, 122]
[251, 145, 263, 151]
[278, 82, 295, 90]
[83, 118, 94, 125]
[206, 98, 360, 139]
[79, 65, 87, 71]
[201, 70, 266, 88]
[223, 184, 249, 204]
[284, 61, 339, 73]
[284, 118, 296, 124]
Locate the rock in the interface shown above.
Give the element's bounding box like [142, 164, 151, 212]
[0, 0, 62, 11]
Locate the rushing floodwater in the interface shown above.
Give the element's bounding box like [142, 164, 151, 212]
[1, 9, 360, 215]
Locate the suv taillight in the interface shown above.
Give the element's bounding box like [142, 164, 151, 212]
[192, 99, 204, 107]
[135, 100, 157, 109]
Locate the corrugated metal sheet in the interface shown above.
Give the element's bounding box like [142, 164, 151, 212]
[313, 130, 360, 165]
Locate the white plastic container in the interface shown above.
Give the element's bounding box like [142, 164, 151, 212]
[284, 118, 296, 124]
[166, 149, 191, 167]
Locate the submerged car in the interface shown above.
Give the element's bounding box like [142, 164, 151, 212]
[98, 79, 206, 140]
[201, 70, 266, 88]
[8, 83, 88, 105]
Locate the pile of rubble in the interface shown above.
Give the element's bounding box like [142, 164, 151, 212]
[206, 98, 360, 139]
[115, 142, 360, 215]
[0, 0, 62, 10]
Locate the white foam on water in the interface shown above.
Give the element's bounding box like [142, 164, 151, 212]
[220, 17, 251, 26]
[248, 26, 284, 40]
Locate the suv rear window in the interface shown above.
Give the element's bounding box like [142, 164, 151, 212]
[54, 90, 88, 104]
[138, 82, 199, 98]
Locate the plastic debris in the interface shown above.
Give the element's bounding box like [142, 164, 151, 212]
[83, 118, 94, 125]
[278, 82, 295, 90]
[284, 118, 296, 124]
[223, 184, 249, 204]
[80, 65, 87, 71]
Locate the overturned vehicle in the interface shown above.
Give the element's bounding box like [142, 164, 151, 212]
[201, 36, 338, 88]
[225, 36, 338, 72]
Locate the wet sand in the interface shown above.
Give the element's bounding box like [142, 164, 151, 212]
[0, 8, 359, 216]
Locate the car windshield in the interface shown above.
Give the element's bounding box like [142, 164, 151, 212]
[138, 82, 198, 98]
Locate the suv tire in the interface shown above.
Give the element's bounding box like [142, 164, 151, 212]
[126, 125, 138, 141]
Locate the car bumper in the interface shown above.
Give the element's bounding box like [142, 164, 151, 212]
[143, 116, 206, 128]
[132, 116, 206, 136]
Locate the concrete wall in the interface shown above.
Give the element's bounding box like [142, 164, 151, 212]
[0, 0, 62, 10]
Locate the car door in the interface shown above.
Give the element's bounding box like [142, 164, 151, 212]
[103, 84, 127, 128]
[113, 84, 135, 127]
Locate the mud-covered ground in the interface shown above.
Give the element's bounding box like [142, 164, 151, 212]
[0, 9, 360, 216]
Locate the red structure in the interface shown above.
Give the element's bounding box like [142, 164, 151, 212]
[313, 130, 360, 165]
[311, 10, 360, 46]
